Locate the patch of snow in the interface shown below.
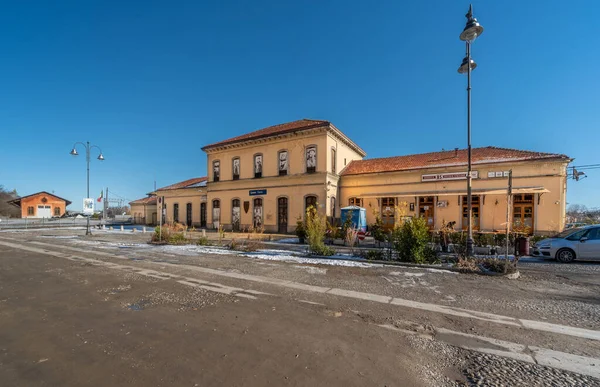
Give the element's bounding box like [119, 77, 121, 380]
[403, 272, 425, 277]
[276, 237, 299, 243]
[425, 268, 458, 275]
[240, 251, 382, 268]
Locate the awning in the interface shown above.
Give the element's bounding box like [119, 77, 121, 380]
[357, 186, 549, 199]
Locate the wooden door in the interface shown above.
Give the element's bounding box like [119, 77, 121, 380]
[278, 197, 288, 234]
[419, 196, 435, 229]
[381, 197, 396, 230]
[232, 199, 241, 231]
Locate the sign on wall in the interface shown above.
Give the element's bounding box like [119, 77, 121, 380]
[249, 189, 267, 196]
[83, 198, 94, 215]
[421, 171, 479, 182]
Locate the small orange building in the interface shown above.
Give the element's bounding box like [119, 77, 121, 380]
[8, 191, 71, 219]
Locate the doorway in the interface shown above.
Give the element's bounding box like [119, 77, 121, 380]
[186, 203, 192, 227]
[232, 199, 241, 231]
[419, 196, 435, 229]
[381, 197, 396, 230]
[513, 194, 534, 234]
[462, 196, 480, 230]
[278, 197, 288, 233]
[212, 200, 221, 229]
[200, 203, 207, 228]
[253, 198, 263, 229]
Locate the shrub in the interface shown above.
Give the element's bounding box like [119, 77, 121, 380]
[169, 232, 188, 244]
[305, 205, 333, 256]
[197, 236, 210, 246]
[295, 217, 306, 241]
[363, 249, 385, 260]
[310, 244, 336, 256]
[370, 215, 386, 242]
[449, 231, 467, 256]
[391, 217, 436, 264]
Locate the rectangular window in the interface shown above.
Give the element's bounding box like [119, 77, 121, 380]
[27, 206, 34, 215]
[462, 196, 480, 231]
[173, 203, 179, 223]
[232, 158, 240, 180]
[306, 146, 316, 173]
[331, 148, 336, 174]
[54, 207, 61, 216]
[278, 151, 288, 176]
[213, 160, 220, 182]
[348, 197, 363, 207]
[254, 154, 263, 178]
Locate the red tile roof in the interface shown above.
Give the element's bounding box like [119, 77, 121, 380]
[8, 191, 72, 207]
[341, 146, 570, 176]
[202, 119, 330, 150]
[129, 196, 157, 205]
[155, 177, 207, 191]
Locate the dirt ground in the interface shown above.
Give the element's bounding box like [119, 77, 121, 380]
[1, 229, 599, 386]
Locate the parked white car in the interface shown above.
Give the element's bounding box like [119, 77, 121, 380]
[531, 225, 600, 263]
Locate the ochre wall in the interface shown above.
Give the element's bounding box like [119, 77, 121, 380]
[20, 193, 68, 218]
[340, 160, 568, 234]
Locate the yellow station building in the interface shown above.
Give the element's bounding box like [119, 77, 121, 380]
[131, 119, 571, 235]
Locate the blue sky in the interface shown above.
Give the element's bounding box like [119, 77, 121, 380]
[1, 1, 598, 210]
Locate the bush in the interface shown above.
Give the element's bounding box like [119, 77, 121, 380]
[391, 217, 437, 264]
[449, 231, 467, 256]
[295, 217, 306, 241]
[362, 249, 385, 260]
[230, 239, 264, 252]
[310, 244, 336, 256]
[168, 232, 188, 244]
[197, 236, 210, 246]
[370, 215, 386, 242]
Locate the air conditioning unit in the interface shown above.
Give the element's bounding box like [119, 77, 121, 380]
[436, 201, 448, 208]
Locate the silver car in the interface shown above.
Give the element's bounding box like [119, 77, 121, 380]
[531, 225, 600, 262]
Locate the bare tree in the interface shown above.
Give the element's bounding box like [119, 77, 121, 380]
[0, 186, 21, 218]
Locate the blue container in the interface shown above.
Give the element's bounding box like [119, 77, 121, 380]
[340, 206, 367, 232]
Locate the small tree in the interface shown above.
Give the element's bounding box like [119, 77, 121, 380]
[305, 204, 335, 256]
[391, 216, 436, 264]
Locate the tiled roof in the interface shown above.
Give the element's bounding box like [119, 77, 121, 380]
[341, 146, 570, 176]
[202, 119, 330, 150]
[129, 196, 157, 205]
[8, 191, 72, 207]
[155, 177, 207, 191]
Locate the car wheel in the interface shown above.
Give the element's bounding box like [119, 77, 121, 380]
[556, 248, 576, 263]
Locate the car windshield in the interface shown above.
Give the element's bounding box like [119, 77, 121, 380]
[552, 228, 583, 238]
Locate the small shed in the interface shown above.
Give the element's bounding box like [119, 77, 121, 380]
[340, 206, 367, 232]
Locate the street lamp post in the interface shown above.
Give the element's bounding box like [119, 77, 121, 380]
[458, 4, 483, 257]
[70, 141, 104, 235]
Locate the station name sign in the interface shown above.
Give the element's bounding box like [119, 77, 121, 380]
[249, 189, 267, 196]
[421, 171, 479, 182]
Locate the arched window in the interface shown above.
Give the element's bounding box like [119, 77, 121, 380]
[306, 146, 317, 173]
[278, 150, 288, 176]
[213, 160, 220, 182]
[349, 197, 363, 207]
[253, 198, 263, 228]
[173, 203, 179, 223]
[254, 154, 263, 178]
[232, 199, 241, 231]
[212, 199, 221, 228]
[232, 157, 240, 180]
[331, 148, 336, 174]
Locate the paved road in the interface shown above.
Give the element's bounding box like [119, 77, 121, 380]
[1, 230, 599, 386]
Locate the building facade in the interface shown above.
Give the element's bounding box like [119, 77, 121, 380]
[129, 196, 157, 225]
[141, 119, 570, 236]
[153, 177, 208, 227]
[201, 119, 366, 233]
[339, 147, 571, 235]
[8, 191, 71, 219]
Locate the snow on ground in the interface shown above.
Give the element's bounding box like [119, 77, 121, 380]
[240, 250, 383, 268]
[275, 237, 299, 243]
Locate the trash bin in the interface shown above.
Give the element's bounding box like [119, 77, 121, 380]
[515, 236, 530, 256]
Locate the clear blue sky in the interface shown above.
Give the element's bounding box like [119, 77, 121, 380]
[1, 1, 598, 210]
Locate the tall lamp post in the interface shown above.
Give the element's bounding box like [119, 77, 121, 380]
[458, 4, 483, 257]
[70, 141, 104, 235]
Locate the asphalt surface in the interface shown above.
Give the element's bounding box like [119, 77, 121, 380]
[1, 229, 599, 386]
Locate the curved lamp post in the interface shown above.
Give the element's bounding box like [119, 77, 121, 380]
[458, 4, 483, 257]
[70, 141, 104, 235]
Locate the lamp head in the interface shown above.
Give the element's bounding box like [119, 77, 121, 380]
[458, 55, 477, 73]
[459, 4, 484, 41]
[97, 153, 105, 161]
[70, 148, 78, 156]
